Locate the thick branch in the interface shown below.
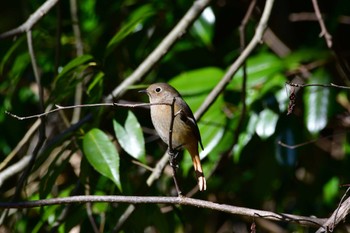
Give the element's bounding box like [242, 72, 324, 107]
[0, 195, 326, 227]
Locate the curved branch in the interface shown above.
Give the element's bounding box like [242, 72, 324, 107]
[0, 0, 59, 39]
[0, 195, 326, 228]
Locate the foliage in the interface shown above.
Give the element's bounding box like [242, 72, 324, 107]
[1, 0, 350, 232]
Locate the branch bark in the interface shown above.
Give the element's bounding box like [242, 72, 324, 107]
[0, 195, 327, 228]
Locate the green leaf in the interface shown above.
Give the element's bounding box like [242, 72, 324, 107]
[105, 4, 156, 56]
[83, 128, 121, 191]
[113, 111, 146, 162]
[233, 112, 259, 162]
[304, 68, 330, 134]
[0, 36, 26, 74]
[323, 177, 339, 204]
[191, 7, 215, 47]
[284, 49, 331, 71]
[87, 71, 104, 95]
[256, 109, 279, 139]
[229, 53, 284, 91]
[57, 54, 94, 79]
[169, 67, 224, 95]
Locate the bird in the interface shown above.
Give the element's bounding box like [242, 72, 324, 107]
[140, 83, 206, 191]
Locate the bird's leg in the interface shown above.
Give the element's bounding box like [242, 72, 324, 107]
[168, 149, 182, 196]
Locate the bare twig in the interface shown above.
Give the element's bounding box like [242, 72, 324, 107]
[0, 195, 327, 227]
[311, 0, 332, 48]
[6, 102, 172, 120]
[70, 0, 85, 124]
[11, 30, 47, 201]
[168, 97, 182, 196]
[195, 0, 275, 121]
[233, 0, 256, 152]
[112, 205, 136, 233]
[278, 131, 346, 149]
[0, 0, 59, 39]
[287, 82, 350, 90]
[104, 0, 211, 101]
[146, 151, 170, 186]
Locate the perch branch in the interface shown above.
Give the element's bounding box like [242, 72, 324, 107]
[0, 195, 327, 228]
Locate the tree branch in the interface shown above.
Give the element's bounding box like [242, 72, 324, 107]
[311, 0, 332, 48]
[316, 188, 350, 232]
[195, 0, 275, 121]
[5, 102, 172, 120]
[0, 0, 59, 39]
[104, 0, 211, 101]
[0, 195, 327, 228]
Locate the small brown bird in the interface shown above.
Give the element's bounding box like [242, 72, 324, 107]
[141, 83, 206, 191]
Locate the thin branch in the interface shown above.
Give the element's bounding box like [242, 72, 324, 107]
[0, 195, 327, 227]
[104, 0, 211, 101]
[0, 118, 41, 171]
[287, 82, 350, 90]
[0, 0, 59, 39]
[167, 97, 182, 196]
[195, 0, 275, 121]
[311, 0, 332, 48]
[232, 0, 256, 153]
[112, 205, 136, 233]
[146, 151, 170, 186]
[0, 155, 31, 187]
[168, 97, 177, 154]
[0, 114, 91, 188]
[278, 130, 346, 149]
[70, 0, 85, 124]
[5, 102, 172, 120]
[12, 30, 47, 200]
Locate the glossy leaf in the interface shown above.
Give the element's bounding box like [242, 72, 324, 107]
[83, 128, 121, 191]
[57, 54, 94, 79]
[304, 68, 330, 134]
[323, 177, 339, 204]
[113, 111, 146, 162]
[106, 4, 155, 56]
[169, 67, 224, 95]
[191, 7, 215, 47]
[256, 108, 279, 139]
[233, 112, 259, 162]
[229, 53, 284, 91]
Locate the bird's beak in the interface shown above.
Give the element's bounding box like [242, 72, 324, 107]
[138, 89, 148, 94]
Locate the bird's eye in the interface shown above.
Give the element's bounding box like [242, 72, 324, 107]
[155, 87, 162, 93]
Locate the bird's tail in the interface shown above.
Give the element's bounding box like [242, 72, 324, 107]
[189, 149, 206, 191]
